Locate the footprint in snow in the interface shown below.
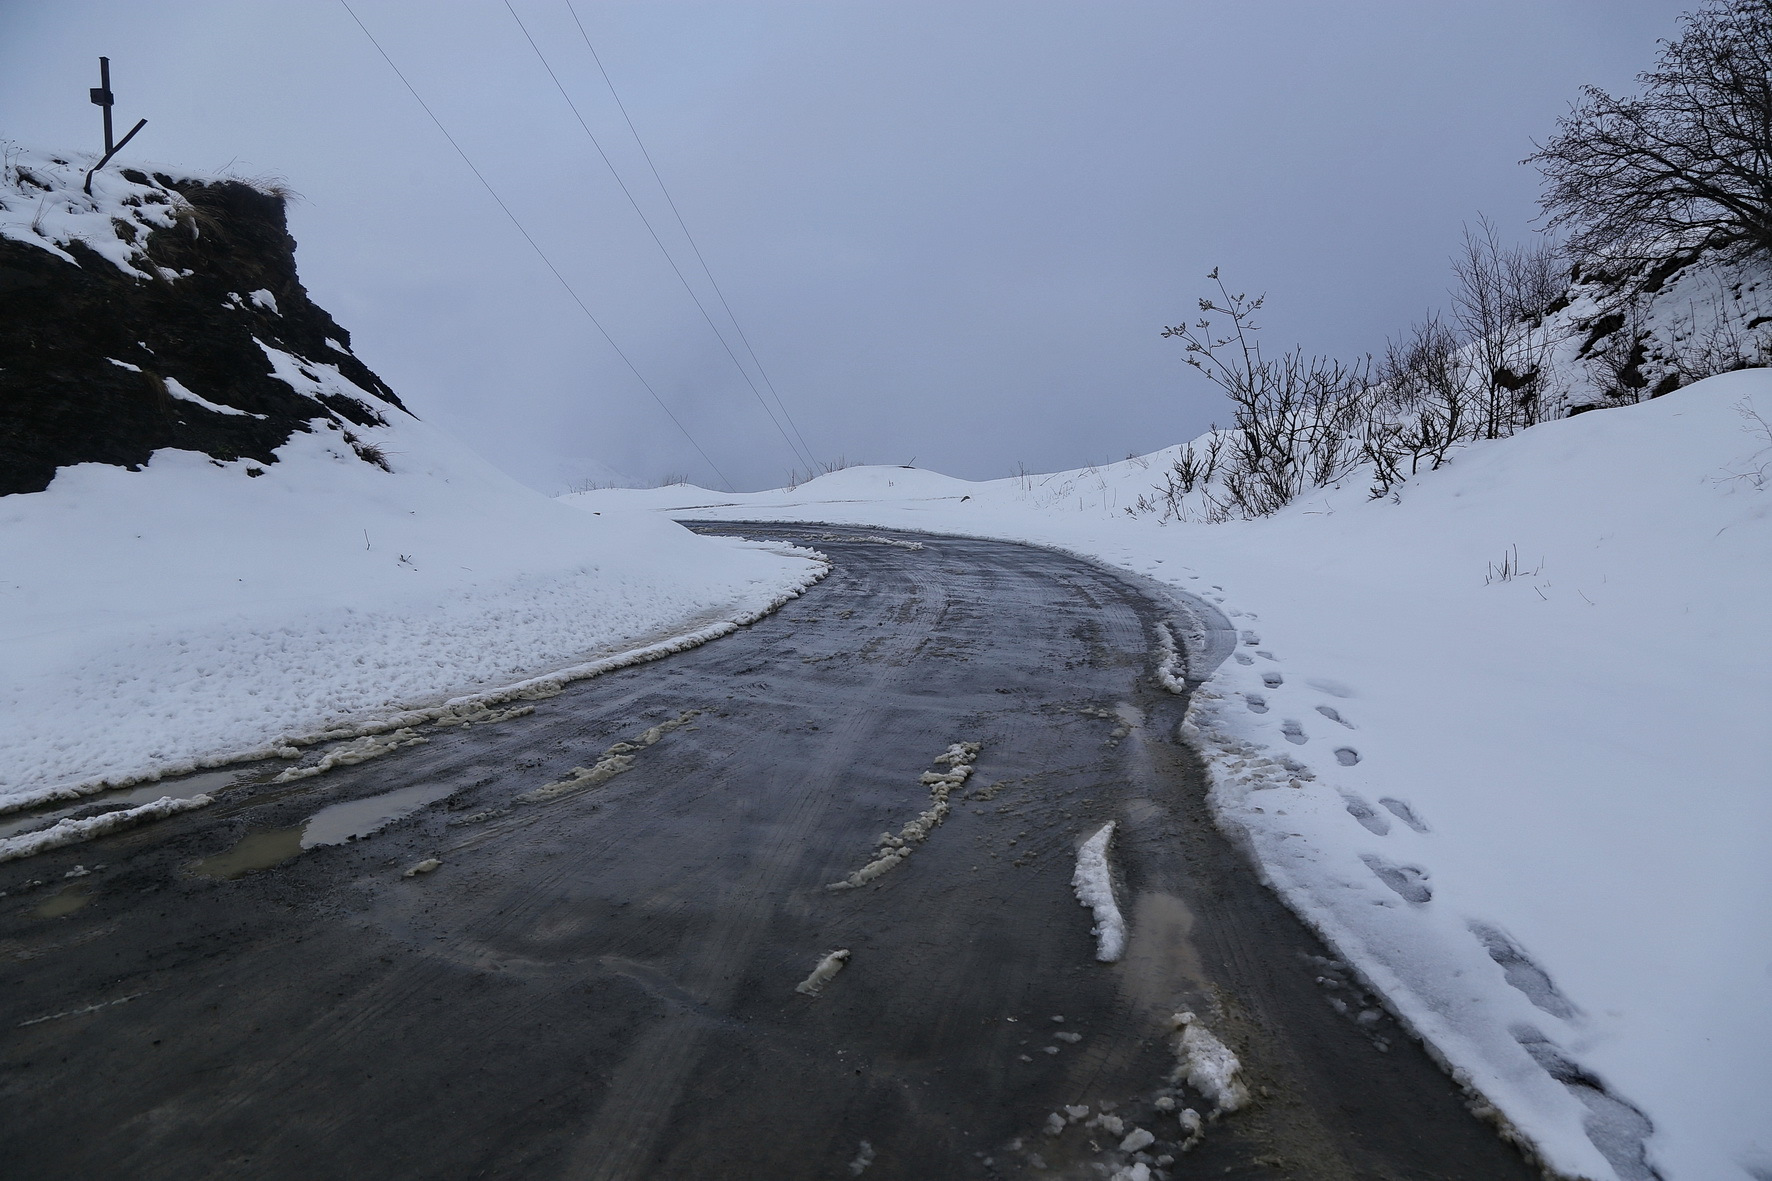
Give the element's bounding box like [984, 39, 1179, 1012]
[1280, 719, 1308, 745]
[1233, 653, 1254, 666]
[1333, 747, 1360, 766]
[1470, 922, 1579, 1019]
[1361, 854, 1431, 903]
[1256, 650, 1277, 661]
[1243, 693, 1268, 714]
[1342, 794, 1390, 835]
[1240, 630, 1260, 646]
[1261, 671, 1284, 688]
[1314, 704, 1355, 728]
[1378, 798, 1429, 832]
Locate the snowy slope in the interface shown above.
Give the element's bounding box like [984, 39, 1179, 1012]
[0, 146, 824, 808]
[568, 372, 1772, 1181]
[0, 419, 823, 807]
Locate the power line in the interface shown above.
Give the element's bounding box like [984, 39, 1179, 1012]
[336, 0, 735, 491]
[503, 0, 816, 474]
[564, 0, 818, 467]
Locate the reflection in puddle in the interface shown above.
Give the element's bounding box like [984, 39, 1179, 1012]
[192, 784, 452, 880]
[0, 769, 241, 842]
[35, 884, 94, 919]
[300, 784, 451, 849]
[191, 828, 306, 880]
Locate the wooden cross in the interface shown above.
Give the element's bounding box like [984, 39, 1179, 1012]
[84, 56, 147, 194]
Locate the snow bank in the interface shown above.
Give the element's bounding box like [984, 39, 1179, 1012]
[0, 417, 823, 808]
[574, 372, 1771, 1181]
[0, 794, 214, 864]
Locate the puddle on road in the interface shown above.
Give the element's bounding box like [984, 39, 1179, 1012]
[34, 884, 94, 919]
[1118, 891, 1210, 1016]
[0, 769, 242, 842]
[192, 784, 452, 880]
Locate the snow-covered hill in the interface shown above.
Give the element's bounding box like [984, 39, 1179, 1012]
[0, 147, 824, 807]
[568, 372, 1771, 1181]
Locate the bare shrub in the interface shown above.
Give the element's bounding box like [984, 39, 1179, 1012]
[1362, 314, 1478, 497]
[1162, 271, 1371, 518]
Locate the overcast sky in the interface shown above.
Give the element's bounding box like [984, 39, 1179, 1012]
[2, 1, 1686, 491]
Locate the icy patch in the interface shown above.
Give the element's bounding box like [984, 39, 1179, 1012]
[795, 948, 851, 996]
[0, 794, 213, 864]
[1071, 821, 1126, 962]
[827, 742, 979, 890]
[517, 711, 698, 805]
[1168, 1011, 1250, 1113]
[403, 857, 442, 877]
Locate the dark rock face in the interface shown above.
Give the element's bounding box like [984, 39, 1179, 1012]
[0, 172, 408, 496]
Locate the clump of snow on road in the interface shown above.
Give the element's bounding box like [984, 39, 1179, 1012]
[1071, 821, 1126, 962]
[0, 794, 213, 864]
[580, 372, 1772, 1181]
[273, 728, 428, 783]
[811, 533, 925, 550]
[1153, 622, 1188, 694]
[1168, 1011, 1250, 1114]
[794, 947, 852, 996]
[517, 711, 699, 805]
[827, 741, 979, 890]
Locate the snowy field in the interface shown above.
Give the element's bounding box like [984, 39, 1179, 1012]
[568, 373, 1771, 1181]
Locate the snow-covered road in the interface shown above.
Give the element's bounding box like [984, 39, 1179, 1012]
[0, 528, 1535, 1181]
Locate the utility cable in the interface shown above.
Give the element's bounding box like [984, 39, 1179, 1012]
[337, 0, 735, 491]
[503, 0, 816, 474]
[564, 0, 818, 467]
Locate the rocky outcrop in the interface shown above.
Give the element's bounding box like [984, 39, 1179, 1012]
[0, 153, 407, 495]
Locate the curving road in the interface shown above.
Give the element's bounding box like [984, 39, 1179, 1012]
[0, 525, 1535, 1181]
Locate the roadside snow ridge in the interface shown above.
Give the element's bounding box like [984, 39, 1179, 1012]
[1072, 821, 1126, 962]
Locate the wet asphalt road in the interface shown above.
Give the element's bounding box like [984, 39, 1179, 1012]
[0, 525, 1538, 1181]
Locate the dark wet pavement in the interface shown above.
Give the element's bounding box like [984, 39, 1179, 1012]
[0, 525, 1538, 1181]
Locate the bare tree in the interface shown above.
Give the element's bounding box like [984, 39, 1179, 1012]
[1162, 271, 1371, 517]
[1529, 0, 1772, 261]
[1451, 216, 1567, 436]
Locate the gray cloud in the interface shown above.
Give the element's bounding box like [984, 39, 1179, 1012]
[1, 1, 1685, 490]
